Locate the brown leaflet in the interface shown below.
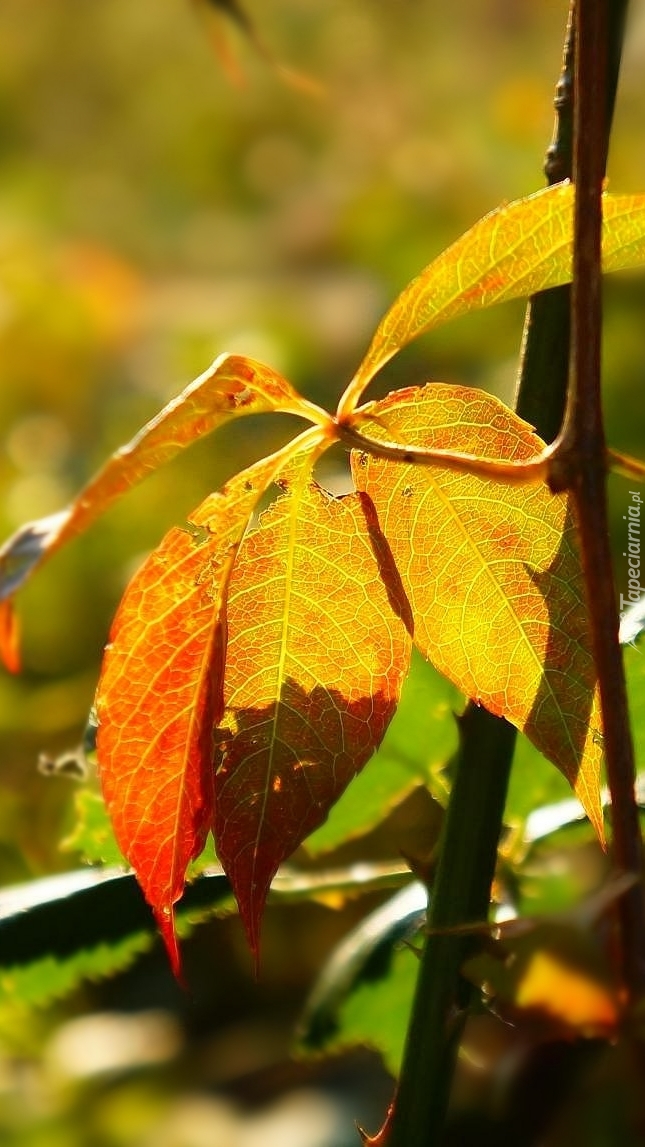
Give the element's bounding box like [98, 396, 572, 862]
[95, 429, 324, 974]
[213, 454, 413, 960]
[351, 384, 604, 838]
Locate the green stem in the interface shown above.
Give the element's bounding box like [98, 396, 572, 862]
[386, 710, 516, 1146]
[514, 4, 574, 441]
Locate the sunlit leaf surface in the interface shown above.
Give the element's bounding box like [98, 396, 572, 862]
[0, 940, 153, 1016]
[352, 384, 603, 835]
[0, 354, 322, 611]
[213, 453, 413, 957]
[95, 440, 315, 973]
[341, 183, 645, 408]
[0, 600, 20, 674]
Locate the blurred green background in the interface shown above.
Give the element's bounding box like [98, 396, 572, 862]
[1, 1, 645, 1144]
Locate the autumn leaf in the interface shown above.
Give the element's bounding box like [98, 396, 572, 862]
[4, 184, 645, 663]
[338, 183, 645, 413]
[193, 0, 325, 97]
[0, 600, 20, 674]
[0, 354, 327, 618]
[351, 384, 603, 836]
[213, 452, 413, 959]
[465, 886, 629, 1040]
[95, 428, 325, 973]
[514, 949, 620, 1035]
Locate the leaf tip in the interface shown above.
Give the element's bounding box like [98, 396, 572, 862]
[240, 900, 264, 979]
[232, 873, 270, 978]
[575, 764, 605, 850]
[154, 905, 184, 985]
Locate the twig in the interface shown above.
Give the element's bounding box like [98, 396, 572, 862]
[385, 709, 517, 1147]
[550, 0, 645, 994]
[608, 448, 645, 482]
[513, 4, 574, 442]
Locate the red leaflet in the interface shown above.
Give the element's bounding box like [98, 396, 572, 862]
[95, 440, 319, 972]
[0, 600, 20, 674]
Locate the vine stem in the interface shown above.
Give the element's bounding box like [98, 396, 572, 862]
[383, 710, 516, 1147]
[550, 0, 645, 994]
[381, 3, 635, 1144]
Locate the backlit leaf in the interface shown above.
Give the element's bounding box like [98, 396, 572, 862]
[213, 453, 413, 958]
[340, 183, 645, 410]
[352, 384, 603, 836]
[0, 600, 20, 674]
[0, 866, 233, 1015]
[333, 944, 418, 1079]
[465, 902, 625, 1040]
[514, 949, 619, 1034]
[95, 431, 322, 973]
[0, 353, 324, 604]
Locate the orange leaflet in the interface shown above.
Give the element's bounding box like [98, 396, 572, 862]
[351, 384, 603, 838]
[213, 453, 413, 960]
[95, 430, 324, 974]
[338, 183, 645, 414]
[0, 354, 328, 607]
[0, 600, 20, 674]
[515, 949, 620, 1036]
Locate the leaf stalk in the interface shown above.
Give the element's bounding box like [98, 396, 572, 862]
[335, 418, 553, 485]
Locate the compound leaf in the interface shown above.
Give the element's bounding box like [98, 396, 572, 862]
[352, 384, 603, 836]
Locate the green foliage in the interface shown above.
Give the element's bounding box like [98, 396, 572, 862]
[0, 939, 152, 1018]
[61, 790, 126, 867]
[321, 944, 419, 1079]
